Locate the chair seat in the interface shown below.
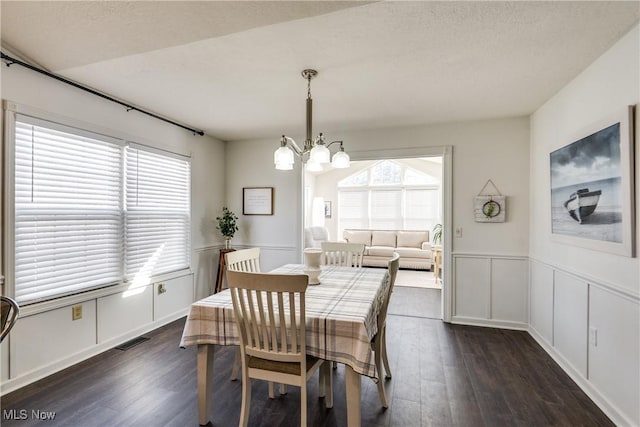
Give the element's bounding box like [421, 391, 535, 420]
[249, 355, 321, 376]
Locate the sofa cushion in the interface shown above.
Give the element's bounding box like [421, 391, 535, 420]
[367, 246, 396, 257]
[371, 231, 396, 248]
[396, 247, 432, 259]
[397, 231, 429, 248]
[343, 230, 372, 246]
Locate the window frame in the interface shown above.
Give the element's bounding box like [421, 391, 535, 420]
[3, 101, 192, 311]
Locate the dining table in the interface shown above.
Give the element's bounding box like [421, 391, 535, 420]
[180, 263, 390, 426]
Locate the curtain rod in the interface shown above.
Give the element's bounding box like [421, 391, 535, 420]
[1, 51, 205, 136]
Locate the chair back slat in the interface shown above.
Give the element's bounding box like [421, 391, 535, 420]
[321, 242, 365, 268]
[235, 289, 250, 347]
[247, 291, 261, 350]
[254, 291, 270, 351]
[267, 292, 278, 351]
[228, 271, 308, 363]
[289, 292, 298, 351]
[278, 292, 287, 353]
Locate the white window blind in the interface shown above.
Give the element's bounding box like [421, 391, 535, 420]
[14, 117, 123, 304]
[370, 190, 402, 229]
[125, 146, 191, 281]
[405, 189, 438, 230]
[338, 190, 368, 236]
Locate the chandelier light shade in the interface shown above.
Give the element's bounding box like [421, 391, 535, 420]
[309, 143, 330, 164]
[331, 148, 350, 169]
[274, 69, 350, 171]
[274, 145, 294, 170]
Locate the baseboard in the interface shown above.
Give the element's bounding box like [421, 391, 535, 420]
[528, 326, 636, 427]
[451, 316, 528, 331]
[0, 310, 188, 396]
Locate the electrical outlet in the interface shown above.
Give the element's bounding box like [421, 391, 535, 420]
[589, 327, 597, 346]
[72, 304, 82, 321]
[455, 227, 462, 238]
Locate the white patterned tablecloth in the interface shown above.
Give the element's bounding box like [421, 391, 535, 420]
[180, 264, 389, 378]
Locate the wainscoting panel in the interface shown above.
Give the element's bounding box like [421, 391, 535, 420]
[97, 285, 153, 344]
[10, 300, 97, 378]
[491, 258, 528, 323]
[588, 286, 640, 426]
[553, 270, 588, 377]
[153, 274, 194, 321]
[528, 258, 640, 427]
[454, 256, 490, 319]
[529, 261, 554, 345]
[256, 245, 299, 271]
[452, 254, 528, 328]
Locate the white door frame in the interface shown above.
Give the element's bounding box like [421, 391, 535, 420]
[301, 146, 453, 322]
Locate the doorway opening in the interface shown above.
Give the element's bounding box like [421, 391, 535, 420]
[303, 154, 448, 320]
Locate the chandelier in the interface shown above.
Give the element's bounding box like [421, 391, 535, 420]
[274, 69, 350, 171]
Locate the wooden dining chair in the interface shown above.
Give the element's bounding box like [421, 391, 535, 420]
[226, 248, 261, 382]
[1, 296, 20, 343]
[321, 242, 365, 268]
[227, 270, 333, 427]
[372, 252, 400, 408]
[226, 248, 261, 273]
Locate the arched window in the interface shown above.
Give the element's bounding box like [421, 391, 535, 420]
[337, 160, 441, 235]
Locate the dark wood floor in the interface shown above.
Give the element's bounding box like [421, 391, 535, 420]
[1, 287, 613, 427]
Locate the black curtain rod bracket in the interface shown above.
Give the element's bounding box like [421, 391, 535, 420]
[1, 51, 204, 136]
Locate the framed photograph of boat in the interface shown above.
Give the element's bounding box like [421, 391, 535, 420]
[549, 105, 635, 257]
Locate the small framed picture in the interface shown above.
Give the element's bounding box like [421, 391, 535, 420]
[324, 201, 332, 218]
[243, 187, 274, 215]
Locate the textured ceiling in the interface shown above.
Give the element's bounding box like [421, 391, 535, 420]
[1, 1, 639, 142]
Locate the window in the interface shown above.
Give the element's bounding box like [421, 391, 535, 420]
[125, 146, 191, 282]
[370, 190, 402, 229]
[12, 115, 191, 304]
[370, 161, 401, 185]
[337, 160, 441, 236]
[338, 190, 369, 230]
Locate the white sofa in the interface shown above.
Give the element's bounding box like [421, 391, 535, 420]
[342, 229, 432, 270]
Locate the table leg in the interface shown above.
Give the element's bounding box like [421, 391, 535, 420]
[197, 344, 215, 426]
[345, 365, 361, 427]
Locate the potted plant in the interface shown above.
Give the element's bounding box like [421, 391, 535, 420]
[432, 223, 442, 246]
[216, 207, 238, 249]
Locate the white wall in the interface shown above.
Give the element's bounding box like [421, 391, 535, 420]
[224, 136, 305, 271]
[1, 59, 226, 392]
[226, 116, 531, 327]
[529, 24, 639, 426]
